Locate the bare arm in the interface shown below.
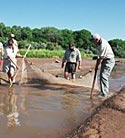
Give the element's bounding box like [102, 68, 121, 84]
[78, 60, 82, 70]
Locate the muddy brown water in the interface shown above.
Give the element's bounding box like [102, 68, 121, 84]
[0, 60, 125, 138]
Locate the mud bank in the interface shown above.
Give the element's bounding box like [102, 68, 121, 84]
[67, 87, 125, 138]
[1, 58, 125, 138]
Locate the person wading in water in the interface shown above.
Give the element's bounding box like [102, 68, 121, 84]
[61, 43, 82, 81]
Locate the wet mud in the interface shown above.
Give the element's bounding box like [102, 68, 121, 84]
[0, 83, 101, 138]
[0, 58, 125, 138]
[68, 87, 125, 138]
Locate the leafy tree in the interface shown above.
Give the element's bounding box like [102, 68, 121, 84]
[59, 29, 74, 49]
[109, 39, 125, 58]
[0, 22, 125, 58]
[21, 26, 32, 41]
[11, 25, 22, 40]
[0, 22, 5, 38]
[73, 29, 91, 49]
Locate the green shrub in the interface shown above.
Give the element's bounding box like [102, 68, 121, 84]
[19, 49, 93, 58]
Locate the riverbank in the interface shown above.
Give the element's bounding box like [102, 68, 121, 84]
[0, 58, 125, 138]
[23, 58, 125, 138]
[67, 87, 125, 138]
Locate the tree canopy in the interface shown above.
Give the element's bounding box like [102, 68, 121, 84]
[0, 22, 125, 57]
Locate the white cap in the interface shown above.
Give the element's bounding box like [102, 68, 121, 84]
[10, 34, 15, 38]
[91, 33, 101, 40]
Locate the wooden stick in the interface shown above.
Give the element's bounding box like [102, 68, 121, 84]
[90, 60, 98, 99]
[23, 44, 31, 58]
[9, 57, 19, 69]
[13, 44, 31, 81]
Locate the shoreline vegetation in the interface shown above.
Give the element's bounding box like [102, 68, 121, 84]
[20, 49, 94, 58]
[0, 22, 125, 58]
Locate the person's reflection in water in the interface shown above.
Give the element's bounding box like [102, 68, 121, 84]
[4, 86, 21, 128]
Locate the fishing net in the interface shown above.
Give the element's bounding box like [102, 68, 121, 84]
[15, 58, 40, 84]
[16, 58, 99, 90]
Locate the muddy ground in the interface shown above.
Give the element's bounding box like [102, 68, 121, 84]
[1, 57, 125, 138]
[66, 87, 125, 138]
[26, 58, 125, 138]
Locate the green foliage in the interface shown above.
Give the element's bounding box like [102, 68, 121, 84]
[20, 49, 65, 58]
[109, 39, 125, 58]
[20, 49, 93, 58]
[0, 22, 125, 58]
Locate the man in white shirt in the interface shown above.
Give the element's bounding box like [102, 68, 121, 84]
[91, 33, 115, 98]
[3, 39, 23, 85]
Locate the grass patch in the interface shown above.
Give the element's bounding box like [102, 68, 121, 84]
[20, 49, 94, 58]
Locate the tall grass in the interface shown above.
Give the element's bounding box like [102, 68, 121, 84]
[20, 49, 94, 58]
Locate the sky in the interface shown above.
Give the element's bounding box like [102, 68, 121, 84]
[0, 0, 125, 40]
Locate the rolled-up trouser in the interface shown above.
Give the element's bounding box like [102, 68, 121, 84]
[100, 58, 115, 96]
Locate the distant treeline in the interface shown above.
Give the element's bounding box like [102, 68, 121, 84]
[0, 22, 125, 58]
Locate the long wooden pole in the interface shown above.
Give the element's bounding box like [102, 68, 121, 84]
[13, 44, 31, 81]
[9, 57, 19, 69]
[90, 60, 98, 99]
[23, 44, 31, 58]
